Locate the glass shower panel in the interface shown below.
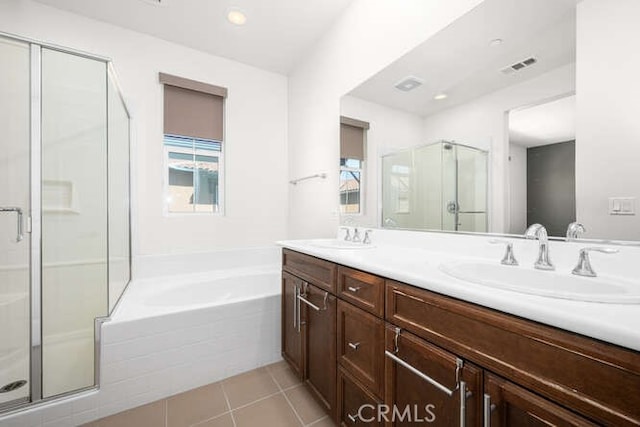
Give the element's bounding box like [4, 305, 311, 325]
[457, 146, 488, 232]
[107, 74, 131, 313]
[0, 36, 31, 407]
[414, 144, 443, 230]
[41, 49, 108, 397]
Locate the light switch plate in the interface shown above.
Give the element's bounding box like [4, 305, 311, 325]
[609, 197, 636, 215]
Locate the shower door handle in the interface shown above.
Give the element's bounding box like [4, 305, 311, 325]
[0, 206, 24, 242]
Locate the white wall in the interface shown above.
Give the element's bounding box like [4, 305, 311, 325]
[0, 0, 289, 256]
[340, 95, 424, 228]
[575, 0, 640, 240]
[508, 143, 527, 234]
[287, 0, 486, 239]
[421, 63, 575, 233]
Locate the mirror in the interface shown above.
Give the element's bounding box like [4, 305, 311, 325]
[339, 0, 640, 242]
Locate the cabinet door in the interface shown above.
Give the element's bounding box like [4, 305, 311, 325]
[483, 373, 597, 427]
[282, 272, 303, 378]
[338, 366, 383, 427]
[302, 282, 337, 420]
[384, 326, 481, 427]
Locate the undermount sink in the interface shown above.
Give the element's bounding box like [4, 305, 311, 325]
[308, 239, 376, 250]
[439, 261, 640, 304]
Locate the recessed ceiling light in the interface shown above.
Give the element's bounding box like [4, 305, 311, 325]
[434, 93, 448, 100]
[227, 9, 247, 25]
[490, 38, 503, 47]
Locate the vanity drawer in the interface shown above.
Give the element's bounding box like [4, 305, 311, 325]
[337, 266, 384, 317]
[337, 300, 384, 398]
[282, 249, 337, 293]
[385, 280, 640, 426]
[337, 366, 383, 427]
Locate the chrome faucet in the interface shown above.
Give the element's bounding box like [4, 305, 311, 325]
[489, 239, 518, 266]
[524, 224, 554, 270]
[340, 227, 352, 242]
[352, 228, 361, 243]
[572, 247, 619, 277]
[566, 222, 586, 242]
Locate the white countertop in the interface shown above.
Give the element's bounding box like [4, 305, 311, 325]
[278, 229, 640, 352]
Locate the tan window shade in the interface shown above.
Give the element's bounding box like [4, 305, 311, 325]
[340, 116, 368, 160]
[160, 73, 226, 141]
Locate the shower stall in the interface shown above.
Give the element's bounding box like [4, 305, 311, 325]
[382, 141, 488, 232]
[0, 33, 131, 413]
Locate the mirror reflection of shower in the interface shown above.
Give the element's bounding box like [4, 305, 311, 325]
[382, 141, 488, 232]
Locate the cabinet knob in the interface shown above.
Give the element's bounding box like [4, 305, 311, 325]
[348, 342, 360, 350]
[347, 286, 361, 293]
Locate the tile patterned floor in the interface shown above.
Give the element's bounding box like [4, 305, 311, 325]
[83, 361, 337, 427]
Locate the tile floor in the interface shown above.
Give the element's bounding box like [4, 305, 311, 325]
[83, 361, 337, 427]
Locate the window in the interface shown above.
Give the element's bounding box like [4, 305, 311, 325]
[160, 73, 227, 214]
[340, 116, 369, 215]
[165, 135, 222, 213]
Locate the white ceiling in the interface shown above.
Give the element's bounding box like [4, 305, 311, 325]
[509, 95, 575, 147]
[348, 0, 579, 117]
[33, 0, 353, 74]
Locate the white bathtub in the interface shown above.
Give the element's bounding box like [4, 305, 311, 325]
[114, 265, 281, 320]
[99, 259, 283, 416]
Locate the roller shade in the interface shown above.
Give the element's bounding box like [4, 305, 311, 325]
[160, 73, 226, 141]
[340, 116, 369, 160]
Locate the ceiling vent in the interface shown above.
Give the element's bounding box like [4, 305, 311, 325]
[139, 0, 165, 6]
[501, 56, 537, 75]
[394, 76, 424, 92]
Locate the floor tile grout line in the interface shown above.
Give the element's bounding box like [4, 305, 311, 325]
[306, 415, 331, 427]
[220, 381, 237, 427]
[281, 388, 306, 427]
[268, 366, 306, 426]
[190, 409, 234, 427]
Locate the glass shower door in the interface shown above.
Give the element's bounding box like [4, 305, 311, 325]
[0, 36, 31, 407]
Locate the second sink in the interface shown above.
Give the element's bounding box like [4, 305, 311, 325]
[439, 261, 640, 304]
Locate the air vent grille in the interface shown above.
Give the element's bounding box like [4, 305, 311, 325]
[394, 76, 424, 92]
[501, 57, 537, 74]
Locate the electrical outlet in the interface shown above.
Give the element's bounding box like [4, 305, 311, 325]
[609, 197, 636, 215]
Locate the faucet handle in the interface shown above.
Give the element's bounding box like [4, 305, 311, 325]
[572, 247, 619, 277]
[363, 229, 373, 245]
[352, 227, 361, 243]
[340, 227, 352, 242]
[489, 239, 519, 266]
[566, 222, 586, 242]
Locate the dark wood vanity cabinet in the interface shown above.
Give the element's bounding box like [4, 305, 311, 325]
[282, 249, 338, 420]
[384, 324, 482, 427]
[281, 271, 303, 378]
[484, 373, 597, 427]
[282, 249, 640, 426]
[303, 282, 337, 419]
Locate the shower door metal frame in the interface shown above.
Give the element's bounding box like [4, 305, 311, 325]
[29, 42, 43, 405]
[0, 29, 133, 417]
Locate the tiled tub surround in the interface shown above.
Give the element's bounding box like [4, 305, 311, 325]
[0, 247, 282, 427]
[279, 229, 640, 352]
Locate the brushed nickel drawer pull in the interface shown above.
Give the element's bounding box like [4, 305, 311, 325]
[347, 286, 361, 292]
[385, 350, 455, 396]
[347, 413, 358, 422]
[348, 342, 360, 350]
